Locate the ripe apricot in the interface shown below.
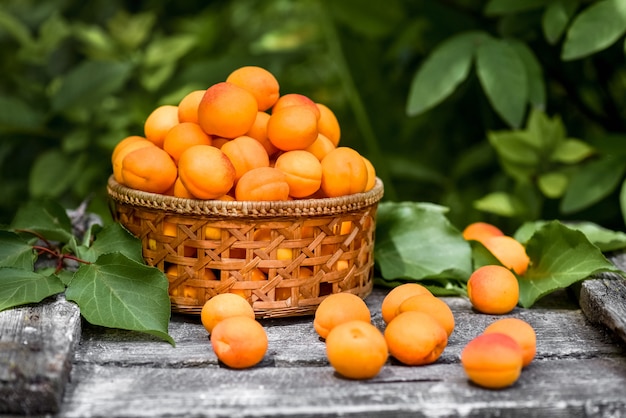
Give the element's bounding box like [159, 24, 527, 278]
[267, 105, 318, 151]
[226, 66, 280, 111]
[384, 311, 448, 366]
[467, 265, 519, 315]
[163, 122, 212, 163]
[320, 147, 368, 197]
[173, 177, 195, 199]
[112, 137, 154, 184]
[316, 103, 340, 146]
[235, 166, 290, 201]
[484, 318, 536, 367]
[245, 111, 279, 157]
[325, 320, 388, 380]
[197, 82, 258, 138]
[362, 156, 376, 192]
[483, 236, 530, 275]
[305, 133, 335, 161]
[144, 105, 179, 148]
[200, 292, 255, 334]
[462, 221, 504, 244]
[210, 315, 268, 369]
[397, 294, 455, 337]
[461, 332, 524, 389]
[274, 150, 323, 198]
[220, 135, 270, 182]
[313, 292, 371, 340]
[177, 89, 205, 124]
[381, 283, 432, 324]
[111, 135, 148, 165]
[178, 145, 236, 200]
[272, 93, 320, 119]
[120, 145, 177, 194]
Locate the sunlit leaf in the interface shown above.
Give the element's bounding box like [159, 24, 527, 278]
[406, 31, 488, 116]
[473, 191, 525, 217]
[538, 172, 569, 198]
[562, 0, 626, 60]
[551, 139, 595, 163]
[0, 268, 65, 312]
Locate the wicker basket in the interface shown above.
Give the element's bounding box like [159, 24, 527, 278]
[107, 175, 384, 318]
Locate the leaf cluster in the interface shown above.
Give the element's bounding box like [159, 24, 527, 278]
[0, 200, 174, 345]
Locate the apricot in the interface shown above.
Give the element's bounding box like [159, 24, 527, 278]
[120, 145, 177, 194]
[384, 311, 448, 366]
[235, 166, 290, 201]
[220, 135, 270, 182]
[163, 122, 212, 163]
[467, 265, 519, 315]
[267, 105, 318, 151]
[313, 292, 371, 340]
[178, 145, 236, 200]
[274, 150, 323, 198]
[325, 320, 388, 380]
[381, 283, 432, 324]
[461, 333, 524, 389]
[272, 93, 320, 119]
[305, 133, 335, 161]
[362, 156, 376, 192]
[226, 65, 280, 111]
[483, 235, 530, 275]
[245, 111, 279, 157]
[197, 82, 258, 138]
[112, 137, 154, 184]
[320, 147, 368, 197]
[397, 294, 455, 337]
[200, 293, 255, 334]
[462, 222, 504, 244]
[177, 89, 205, 124]
[484, 318, 536, 367]
[210, 315, 268, 369]
[144, 105, 179, 148]
[315, 103, 341, 146]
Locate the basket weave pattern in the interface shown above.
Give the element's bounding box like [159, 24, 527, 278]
[107, 175, 383, 318]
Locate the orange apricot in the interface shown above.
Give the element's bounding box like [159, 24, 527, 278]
[245, 111, 279, 157]
[305, 133, 335, 161]
[484, 318, 536, 367]
[163, 122, 212, 163]
[178, 145, 236, 200]
[313, 292, 371, 340]
[272, 93, 320, 119]
[316, 103, 341, 146]
[177, 89, 205, 124]
[235, 166, 290, 201]
[210, 315, 268, 369]
[267, 105, 318, 151]
[200, 292, 255, 334]
[462, 222, 504, 244]
[384, 311, 448, 366]
[120, 145, 177, 194]
[172, 177, 195, 199]
[381, 283, 432, 324]
[362, 156, 376, 192]
[274, 150, 323, 198]
[226, 66, 280, 111]
[482, 236, 530, 275]
[111, 135, 148, 165]
[112, 137, 154, 184]
[197, 82, 258, 138]
[397, 294, 455, 337]
[467, 265, 519, 315]
[461, 332, 524, 389]
[220, 135, 270, 182]
[325, 320, 388, 380]
[320, 147, 368, 197]
[144, 105, 179, 148]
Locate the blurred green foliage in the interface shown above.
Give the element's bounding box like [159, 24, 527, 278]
[1, 0, 625, 233]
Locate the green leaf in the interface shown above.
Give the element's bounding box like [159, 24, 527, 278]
[327, 0, 405, 38]
[107, 11, 156, 50]
[51, 60, 134, 112]
[621, 179, 626, 228]
[0, 268, 65, 312]
[473, 191, 525, 217]
[0, 95, 46, 132]
[487, 130, 540, 181]
[29, 150, 87, 199]
[561, 0, 626, 60]
[470, 240, 503, 270]
[551, 139, 595, 163]
[406, 31, 488, 116]
[476, 38, 528, 128]
[560, 156, 626, 214]
[507, 40, 546, 109]
[518, 221, 625, 307]
[0, 231, 36, 270]
[374, 201, 472, 283]
[65, 253, 174, 345]
[538, 172, 569, 198]
[484, 0, 549, 15]
[143, 34, 196, 67]
[515, 220, 626, 252]
[542, 0, 580, 44]
[82, 223, 144, 264]
[11, 200, 73, 243]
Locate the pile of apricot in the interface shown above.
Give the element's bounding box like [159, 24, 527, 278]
[111, 65, 376, 201]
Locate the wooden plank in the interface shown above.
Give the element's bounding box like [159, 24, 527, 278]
[579, 252, 626, 345]
[0, 294, 81, 415]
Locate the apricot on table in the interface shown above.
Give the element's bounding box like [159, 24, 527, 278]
[461, 332, 524, 389]
[467, 265, 519, 315]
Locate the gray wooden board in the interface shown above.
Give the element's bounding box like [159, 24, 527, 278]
[0, 294, 81, 415]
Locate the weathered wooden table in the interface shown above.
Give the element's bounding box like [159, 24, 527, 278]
[2, 254, 626, 417]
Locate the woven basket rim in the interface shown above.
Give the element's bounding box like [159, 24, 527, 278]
[107, 175, 384, 218]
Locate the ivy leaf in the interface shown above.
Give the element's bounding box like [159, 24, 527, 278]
[518, 221, 625, 308]
[65, 253, 174, 345]
[514, 220, 626, 252]
[0, 230, 36, 270]
[561, 0, 626, 60]
[374, 201, 472, 284]
[406, 31, 488, 116]
[476, 37, 528, 128]
[10, 200, 73, 243]
[0, 268, 65, 312]
[80, 222, 144, 264]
